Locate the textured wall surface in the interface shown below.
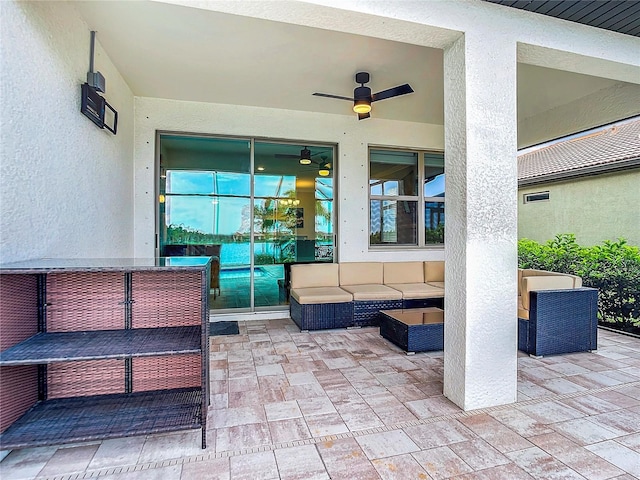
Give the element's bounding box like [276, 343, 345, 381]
[3, 0, 638, 414]
[519, 170, 640, 247]
[134, 97, 445, 262]
[196, 0, 639, 146]
[0, 1, 134, 262]
[444, 32, 519, 410]
[518, 83, 640, 148]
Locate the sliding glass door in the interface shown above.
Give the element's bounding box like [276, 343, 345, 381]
[158, 134, 335, 313]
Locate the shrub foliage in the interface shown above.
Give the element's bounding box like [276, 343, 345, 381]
[518, 234, 640, 330]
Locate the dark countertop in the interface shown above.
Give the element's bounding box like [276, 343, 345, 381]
[0, 257, 211, 274]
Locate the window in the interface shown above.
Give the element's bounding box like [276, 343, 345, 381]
[524, 191, 550, 203]
[370, 148, 444, 247]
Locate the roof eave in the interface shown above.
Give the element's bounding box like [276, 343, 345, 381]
[518, 157, 640, 187]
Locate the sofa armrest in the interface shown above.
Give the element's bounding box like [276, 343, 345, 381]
[522, 287, 598, 356]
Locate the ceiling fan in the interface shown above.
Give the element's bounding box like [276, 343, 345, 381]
[274, 147, 333, 176]
[313, 72, 414, 120]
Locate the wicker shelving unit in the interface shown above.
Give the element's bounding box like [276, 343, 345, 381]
[0, 258, 210, 450]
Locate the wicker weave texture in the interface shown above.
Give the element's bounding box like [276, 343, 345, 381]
[132, 272, 201, 328]
[290, 298, 354, 330]
[379, 313, 444, 353]
[0, 327, 202, 365]
[132, 354, 201, 392]
[0, 366, 38, 433]
[354, 300, 402, 327]
[517, 318, 529, 352]
[334, 302, 354, 328]
[0, 387, 202, 450]
[48, 360, 125, 398]
[46, 273, 125, 332]
[0, 275, 37, 350]
[402, 298, 444, 309]
[527, 288, 598, 357]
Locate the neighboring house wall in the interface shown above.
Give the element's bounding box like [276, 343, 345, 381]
[133, 97, 445, 263]
[0, 1, 134, 262]
[518, 169, 640, 246]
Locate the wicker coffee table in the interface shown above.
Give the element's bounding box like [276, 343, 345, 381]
[379, 307, 444, 354]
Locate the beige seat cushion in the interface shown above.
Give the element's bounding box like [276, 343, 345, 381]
[384, 262, 424, 284]
[340, 262, 383, 286]
[340, 284, 402, 301]
[427, 281, 444, 289]
[424, 261, 444, 283]
[291, 286, 353, 305]
[521, 275, 574, 310]
[291, 263, 339, 289]
[385, 283, 444, 299]
[517, 295, 528, 319]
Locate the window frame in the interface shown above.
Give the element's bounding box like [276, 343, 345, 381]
[368, 146, 445, 249]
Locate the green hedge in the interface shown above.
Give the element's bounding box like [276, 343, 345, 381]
[518, 234, 640, 331]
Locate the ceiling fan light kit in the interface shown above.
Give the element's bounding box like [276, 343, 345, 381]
[353, 98, 372, 114]
[314, 71, 413, 120]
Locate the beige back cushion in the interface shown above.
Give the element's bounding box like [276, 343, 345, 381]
[384, 262, 424, 284]
[339, 262, 383, 286]
[521, 275, 574, 310]
[290, 263, 339, 289]
[424, 261, 444, 282]
[518, 269, 523, 296]
[521, 268, 582, 290]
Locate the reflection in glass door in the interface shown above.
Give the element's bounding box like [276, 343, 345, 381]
[158, 135, 334, 312]
[253, 142, 334, 308]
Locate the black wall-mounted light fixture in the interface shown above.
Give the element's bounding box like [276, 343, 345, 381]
[81, 31, 118, 134]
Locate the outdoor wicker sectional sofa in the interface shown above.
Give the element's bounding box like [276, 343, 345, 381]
[290, 262, 598, 358]
[289, 261, 444, 331]
[518, 268, 598, 357]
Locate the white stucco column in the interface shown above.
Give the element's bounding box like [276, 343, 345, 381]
[443, 32, 518, 410]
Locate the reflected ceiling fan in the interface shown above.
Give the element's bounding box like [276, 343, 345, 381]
[275, 147, 333, 176]
[313, 72, 414, 120]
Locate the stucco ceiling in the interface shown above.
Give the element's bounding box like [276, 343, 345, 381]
[74, 0, 626, 125]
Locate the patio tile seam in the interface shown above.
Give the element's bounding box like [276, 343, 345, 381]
[33, 380, 640, 480]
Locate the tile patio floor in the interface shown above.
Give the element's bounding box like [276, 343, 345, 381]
[2, 319, 640, 480]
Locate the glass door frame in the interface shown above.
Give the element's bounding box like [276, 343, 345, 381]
[155, 131, 338, 313]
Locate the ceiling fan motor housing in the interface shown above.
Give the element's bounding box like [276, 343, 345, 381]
[353, 85, 372, 102]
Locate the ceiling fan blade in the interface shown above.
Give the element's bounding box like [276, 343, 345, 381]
[313, 92, 354, 101]
[358, 112, 370, 121]
[275, 149, 328, 161]
[371, 84, 414, 102]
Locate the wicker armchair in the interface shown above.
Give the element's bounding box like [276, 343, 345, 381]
[518, 287, 598, 357]
[186, 245, 221, 297]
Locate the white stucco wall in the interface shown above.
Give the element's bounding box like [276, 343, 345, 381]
[191, 0, 640, 145]
[518, 83, 640, 147]
[0, 1, 134, 262]
[444, 32, 518, 410]
[134, 97, 444, 262]
[519, 170, 640, 247]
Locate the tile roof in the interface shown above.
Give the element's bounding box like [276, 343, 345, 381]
[518, 117, 640, 185]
